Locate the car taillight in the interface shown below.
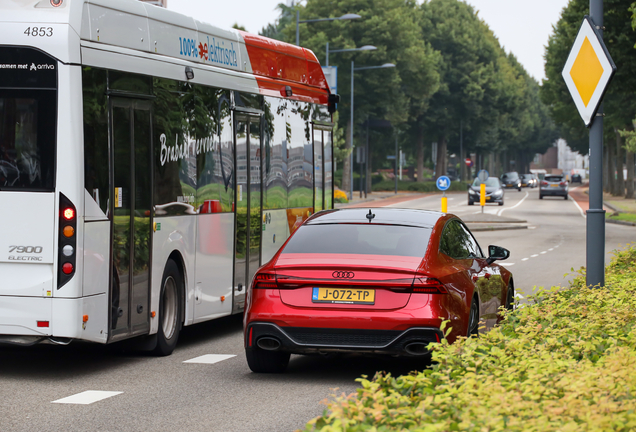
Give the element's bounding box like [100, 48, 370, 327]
[541, 181, 548, 186]
[58, 193, 76, 289]
[253, 272, 278, 289]
[412, 277, 448, 294]
[560, 181, 567, 187]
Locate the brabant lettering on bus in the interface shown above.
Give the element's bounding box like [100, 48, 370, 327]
[159, 133, 222, 167]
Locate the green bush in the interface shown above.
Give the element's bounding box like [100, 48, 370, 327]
[372, 180, 469, 192]
[304, 245, 636, 431]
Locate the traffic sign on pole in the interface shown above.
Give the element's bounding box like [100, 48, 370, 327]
[477, 169, 489, 183]
[562, 16, 616, 127]
[436, 176, 451, 191]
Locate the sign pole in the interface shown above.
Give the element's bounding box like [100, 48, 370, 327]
[587, 0, 605, 287]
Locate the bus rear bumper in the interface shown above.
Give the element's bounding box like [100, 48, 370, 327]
[0, 294, 108, 344]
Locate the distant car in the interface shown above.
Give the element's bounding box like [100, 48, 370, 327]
[571, 173, 582, 183]
[501, 172, 522, 191]
[539, 174, 568, 200]
[468, 177, 504, 206]
[243, 208, 514, 373]
[520, 174, 536, 188]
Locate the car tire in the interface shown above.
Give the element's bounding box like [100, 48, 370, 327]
[468, 200, 474, 206]
[468, 297, 479, 337]
[505, 282, 514, 312]
[498, 201, 504, 206]
[246, 347, 290, 373]
[564, 194, 568, 200]
[539, 194, 543, 200]
[518, 187, 521, 192]
[152, 260, 183, 356]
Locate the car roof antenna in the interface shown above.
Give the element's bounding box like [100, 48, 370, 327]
[366, 209, 375, 222]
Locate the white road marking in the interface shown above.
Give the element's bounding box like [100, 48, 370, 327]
[531, 254, 539, 258]
[569, 194, 587, 218]
[52, 391, 123, 405]
[515, 293, 525, 299]
[549, 248, 554, 251]
[540, 251, 547, 254]
[498, 191, 529, 216]
[183, 354, 236, 364]
[500, 263, 515, 266]
[522, 258, 529, 261]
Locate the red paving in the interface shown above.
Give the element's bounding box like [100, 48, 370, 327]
[569, 184, 610, 212]
[344, 193, 434, 208]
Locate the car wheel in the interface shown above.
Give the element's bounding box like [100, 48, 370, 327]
[468, 200, 474, 206]
[505, 282, 514, 312]
[564, 194, 568, 200]
[246, 347, 290, 373]
[152, 260, 183, 356]
[539, 194, 543, 200]
[468, 297, 479, 337]
[518, 187, 521, 192]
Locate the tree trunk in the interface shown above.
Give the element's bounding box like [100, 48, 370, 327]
[607, 136, 616, 195]
[626, 150, 635, 199]
[603, 144, 609, 192]
[615, 128, 625, 196]
[435, 135, 447, 178]
[342, 119, 352, 195]
[416, 126, 424, 183]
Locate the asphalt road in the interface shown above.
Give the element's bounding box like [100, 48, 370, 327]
[1, 186, 633, 432]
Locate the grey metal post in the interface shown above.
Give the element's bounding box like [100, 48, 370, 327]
[296, 10, 299, 46]
[460, 120, 464, 182]
[359, 148, 363, 198]
[365, 117, 369, 198]
[326, 42, 329, 66]
[349, 60, 354, 200]
[587, 0, 605, 287]
[395, 133, 398, 194]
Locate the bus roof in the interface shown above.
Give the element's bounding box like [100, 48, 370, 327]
[1, 0, 331, 101]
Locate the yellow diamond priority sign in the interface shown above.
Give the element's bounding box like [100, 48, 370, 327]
[562, 16, 616, 127]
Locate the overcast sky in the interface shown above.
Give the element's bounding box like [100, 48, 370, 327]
[166, 0, 571, 82]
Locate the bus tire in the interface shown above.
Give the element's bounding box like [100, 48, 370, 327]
[153, 259, 183, 356]
[245, 348, 290, 373]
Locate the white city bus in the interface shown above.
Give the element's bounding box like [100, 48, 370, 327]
[0, 0, 336, 355]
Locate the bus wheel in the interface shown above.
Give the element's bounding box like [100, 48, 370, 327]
[153, 260, 182, 356]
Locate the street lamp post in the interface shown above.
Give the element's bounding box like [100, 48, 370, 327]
[296, 12, 361, 46]
[349, 62, 396, 200]
[326, 44, 376, 67]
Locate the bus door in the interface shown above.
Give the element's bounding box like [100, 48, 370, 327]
[233, 113, 262, 313]
[109, 98, 152, 338]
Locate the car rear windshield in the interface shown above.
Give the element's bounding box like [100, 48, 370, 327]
[472, 178, 499, 187]
[282, 224, 432, 257]
[503, 172, 519, 179]
[0, 47, 57, 191]
[545, 176, 563, 182]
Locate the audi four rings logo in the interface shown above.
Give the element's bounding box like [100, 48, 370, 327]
[332, 271, 355, 279]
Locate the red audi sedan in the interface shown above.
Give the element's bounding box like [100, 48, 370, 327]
[244, 208, 514, 373]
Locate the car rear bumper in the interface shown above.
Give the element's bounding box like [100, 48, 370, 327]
[540, 188, 567, 196]
[245, 322, 443, 356]
[468, 196, 503, 204]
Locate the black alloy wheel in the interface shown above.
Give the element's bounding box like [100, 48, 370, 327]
[468, 297, 479, 337]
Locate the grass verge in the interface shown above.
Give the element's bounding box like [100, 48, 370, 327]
[607, 212, 636, 223]
[304, 245, 636, 431]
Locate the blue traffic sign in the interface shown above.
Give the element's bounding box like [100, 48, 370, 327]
[477, 169, 489, 182]
[436, 176, 451, 191]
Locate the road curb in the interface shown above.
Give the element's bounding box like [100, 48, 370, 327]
[603, 201, 621, 213]
[606, 218, 636, 227]
[465, 224, 529, 232]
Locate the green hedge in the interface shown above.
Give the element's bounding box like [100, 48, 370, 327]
[304, 245, 636, 431]
[372, 180, 469, 192]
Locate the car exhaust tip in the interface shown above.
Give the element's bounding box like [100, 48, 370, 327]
[404, 341, 430, 356]
[257, 337, 281, 351]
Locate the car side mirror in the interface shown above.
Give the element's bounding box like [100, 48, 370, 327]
[487, 245, 510, 265]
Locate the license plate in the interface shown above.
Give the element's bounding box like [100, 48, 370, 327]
[550, 184, 559, 187]
[312, 287, 375, 305]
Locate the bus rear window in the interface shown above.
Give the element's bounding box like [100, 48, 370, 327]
[282, 224, 432, 257]
[0, 92, 56, 190]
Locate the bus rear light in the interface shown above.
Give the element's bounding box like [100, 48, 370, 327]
[62, 263, 73, 274]
[37, 321, 49, 328]
[63, 226, 74, 238]
[58, 193, 77, 289]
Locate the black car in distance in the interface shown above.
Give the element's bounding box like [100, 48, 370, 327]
[501, 172, 522, 191]
[571, 173, 582, 183]
[520, 173, 537, 188]
[468, 177, 505, 206]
